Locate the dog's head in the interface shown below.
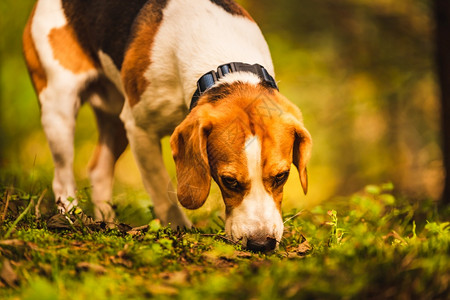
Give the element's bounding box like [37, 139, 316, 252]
[170, 83, 312, 251]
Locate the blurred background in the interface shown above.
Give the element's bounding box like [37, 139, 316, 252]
[0, 0, 441, 224]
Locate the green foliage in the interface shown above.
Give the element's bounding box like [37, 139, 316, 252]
[0, 184, 448, 299]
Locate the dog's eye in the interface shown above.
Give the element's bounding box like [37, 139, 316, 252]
[274, 171, 289, 186]
[221, 176, 240, 190]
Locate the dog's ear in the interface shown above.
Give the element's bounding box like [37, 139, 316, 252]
[170, 109, 212, 209]
[292, 121, 312, 195]
[280, 101, 312, 195]
[279, 98, 312, 195]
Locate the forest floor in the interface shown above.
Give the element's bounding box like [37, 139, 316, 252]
[0, 183, 449, 299]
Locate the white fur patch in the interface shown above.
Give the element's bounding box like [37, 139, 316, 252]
[225, 136, 284, 244]
[217, 71, 261, 87]
[149, 0, 275, 109]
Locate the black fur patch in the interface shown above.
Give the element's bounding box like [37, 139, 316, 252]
[209, 0, 249, 18]
[61, 0, 168, 70]
[205, 83, 234, 103]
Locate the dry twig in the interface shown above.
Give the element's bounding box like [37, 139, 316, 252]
[1, 190, 11, 222]
[34, 188, 47, 220]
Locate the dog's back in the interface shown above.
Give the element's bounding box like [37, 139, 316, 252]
[25, 0, 273, 127]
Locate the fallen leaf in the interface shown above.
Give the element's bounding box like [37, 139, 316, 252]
[76, 262, 107, 275]
[0, 239, 26, 247]
[47, 214, 73, 230]
[159, 270, 189, 285]
[297, 238, 312, 255]
[127, 225, 149, 236]
[1, 259, 18, 287]
[116, 223, 133, 233]
[235, 251, 253, 259]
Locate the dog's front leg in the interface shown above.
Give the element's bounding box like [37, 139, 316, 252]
[120, 104, 191, 229]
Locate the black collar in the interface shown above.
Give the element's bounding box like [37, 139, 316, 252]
[190, 62, 278, 111]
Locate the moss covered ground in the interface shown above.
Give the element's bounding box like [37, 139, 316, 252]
[0, 183, 448, 299]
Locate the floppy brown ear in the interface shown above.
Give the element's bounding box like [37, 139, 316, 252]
[292, 122, 312, 195]
[170, 112, 211, 209]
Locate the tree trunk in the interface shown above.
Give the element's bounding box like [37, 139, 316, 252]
[435, 0, 450, 206]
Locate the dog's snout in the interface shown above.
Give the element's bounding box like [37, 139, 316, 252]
[246, 236, 277, 252]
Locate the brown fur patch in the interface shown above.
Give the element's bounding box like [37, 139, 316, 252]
[48, 25, 96, 74]
[170, 106, 212, 209]
[122, 1, 167, 107]
[23, 4, 47, 94]
[259, 120, 294, 212]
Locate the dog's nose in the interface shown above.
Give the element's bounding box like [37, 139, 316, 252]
[246, 237, 277, 252]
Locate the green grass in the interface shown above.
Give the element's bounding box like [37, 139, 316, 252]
[0, 183, 449, 299]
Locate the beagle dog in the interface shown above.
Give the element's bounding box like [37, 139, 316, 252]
[23, 0, 312, 251]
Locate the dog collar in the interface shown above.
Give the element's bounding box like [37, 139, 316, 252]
[190, 62, 278, 111]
